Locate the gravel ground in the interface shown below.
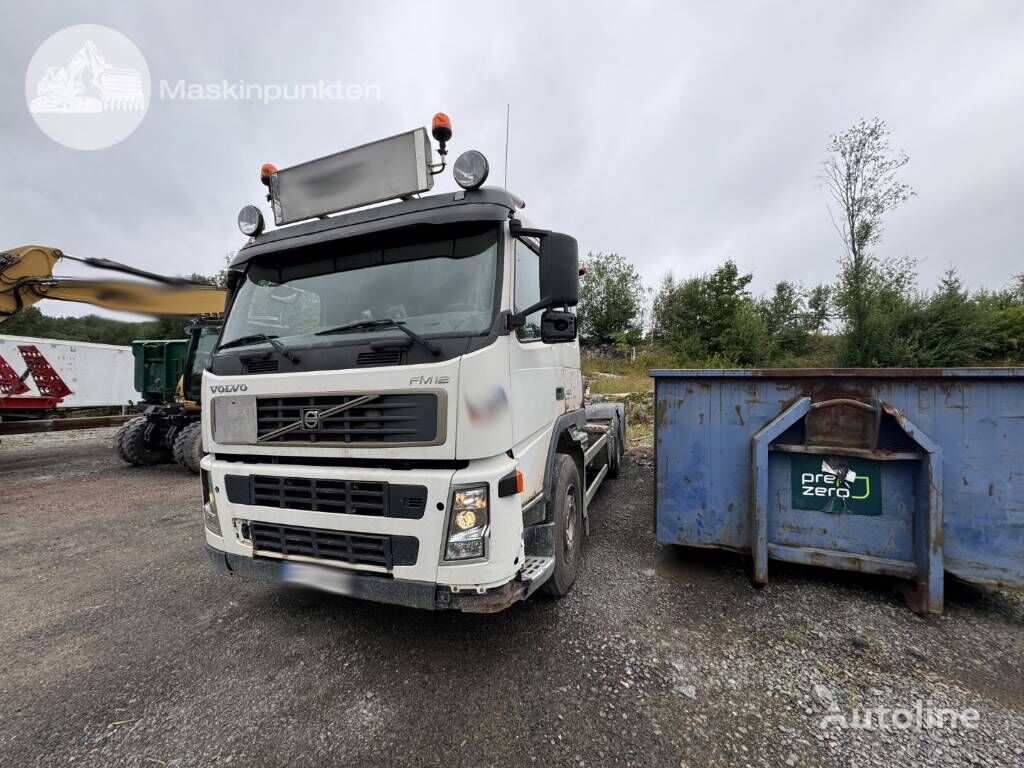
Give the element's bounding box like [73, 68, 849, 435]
[1, 429, 1022, 767]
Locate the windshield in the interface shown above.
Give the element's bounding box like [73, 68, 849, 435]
[189, 325, 222, 377]
[220, 228, 499, 349]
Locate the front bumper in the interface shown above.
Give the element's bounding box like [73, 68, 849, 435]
[201, 451, 526, 597]
[206, 545, 527, 612]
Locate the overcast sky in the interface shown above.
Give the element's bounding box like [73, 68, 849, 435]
[3, 1, 1023, 321]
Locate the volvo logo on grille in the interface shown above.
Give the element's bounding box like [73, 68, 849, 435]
[256, 394, 379, 443]
[301, 409, 321, 431]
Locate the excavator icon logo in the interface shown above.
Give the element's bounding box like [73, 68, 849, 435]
[30, 40, 145, 115]
[25, 25, 151, 150]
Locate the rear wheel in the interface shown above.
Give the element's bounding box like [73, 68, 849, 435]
[606, 415, 624, 479]
[541, 454, 583, 597]
[119, 416, 172, 466]
[171, 421, 204, 474]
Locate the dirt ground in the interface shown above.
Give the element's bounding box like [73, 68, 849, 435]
[1, 428, 1022, 767]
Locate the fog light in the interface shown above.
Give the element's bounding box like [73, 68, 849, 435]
[201, 469, 222, 536]
[446, 537, 484, 560]
[204, 503, 222, 536]
[445, 484, 489, 560]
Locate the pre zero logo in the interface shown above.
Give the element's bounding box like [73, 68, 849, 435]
[791, 455, 882, 516]
[25, 25, 151, 150]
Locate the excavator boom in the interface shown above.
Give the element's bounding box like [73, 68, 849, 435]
[0, 245, 226, 322]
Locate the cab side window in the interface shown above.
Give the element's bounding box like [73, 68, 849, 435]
[514, 238, 542, 341]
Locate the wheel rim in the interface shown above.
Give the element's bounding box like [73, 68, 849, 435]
[564, 484, 577, 554]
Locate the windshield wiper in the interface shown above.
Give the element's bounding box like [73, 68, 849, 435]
[217, 333, 300, 363]
[315, 318, 441, 356]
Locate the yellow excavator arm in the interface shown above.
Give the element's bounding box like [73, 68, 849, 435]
[0, 245, 226, 322]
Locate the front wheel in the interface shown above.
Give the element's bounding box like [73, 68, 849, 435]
[112, 417, 138, 463]
[541, 454, 583, 597]
[119, 417, 172, 466]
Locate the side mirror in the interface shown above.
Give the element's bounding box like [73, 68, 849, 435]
[512, 223, 580, 314]
[540, 309, 577, 344]
[539, 232, 579, 308]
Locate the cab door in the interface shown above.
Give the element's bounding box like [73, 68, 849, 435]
[508, 236, 563, 500]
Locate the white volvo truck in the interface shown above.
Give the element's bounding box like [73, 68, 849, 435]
[201, 118, 624, 611]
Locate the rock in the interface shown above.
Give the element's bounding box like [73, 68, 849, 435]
[849, 635, 870, 651]
[812, 685, 834, 708]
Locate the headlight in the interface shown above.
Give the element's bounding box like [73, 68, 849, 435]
[201, 469, 222, 536]
[445, 485, 489, 560]
[453, 150, 489, 190]
[237, 204, 265, 237]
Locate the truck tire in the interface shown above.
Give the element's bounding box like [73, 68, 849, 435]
[119, 416, 172, 466]
[607, 415, 624, 479]
[112, 417, 139, 463]
[171, 421, 204, 474]
[541, 454, 583, 597]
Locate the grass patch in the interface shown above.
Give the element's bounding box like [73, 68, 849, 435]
[626, 419, 654, 447]
[815, 658, 837, 676]
[583, 356, 657, 447]
[581, 351, 676, 378]
[783, 619, 812, 644]
[587, 374, 653, 394]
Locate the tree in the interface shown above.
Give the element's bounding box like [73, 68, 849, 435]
[846, 254, 921, 367]
[911, 269, 979, 366]
[973, 278, 1024, 364]
[806, 284, 832, 333]
[1012, 273, 1024, 303]
[652, 260, 769, 366]
[759, 281, 810, 357]
[577, 252, 645, 345]
[820, 118, 915, 365]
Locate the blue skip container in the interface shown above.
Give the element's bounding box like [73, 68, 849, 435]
[651, 368, 1024, 612]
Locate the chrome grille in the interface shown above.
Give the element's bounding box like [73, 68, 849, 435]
[255, 393, 438, 444]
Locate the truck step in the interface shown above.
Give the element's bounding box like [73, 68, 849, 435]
[583, 430, 610, 465]
[520, 556, 555, 596]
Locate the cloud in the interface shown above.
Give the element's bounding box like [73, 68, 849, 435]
[3, 0, 1023, 320]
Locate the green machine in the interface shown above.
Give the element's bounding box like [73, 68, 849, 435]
[132, 339, 189, 405]
[116, 319, 222, 473]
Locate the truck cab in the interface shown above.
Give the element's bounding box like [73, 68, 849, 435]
[201, 123, 623, 611]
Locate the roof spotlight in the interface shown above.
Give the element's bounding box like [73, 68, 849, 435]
[453, 150, 489, 190]
[237, 204, 265, 237]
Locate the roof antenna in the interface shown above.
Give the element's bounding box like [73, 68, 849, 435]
[504, 103, 510, 188]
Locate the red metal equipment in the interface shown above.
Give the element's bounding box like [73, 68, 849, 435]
[0, 345, 74, 415]
[0, 354, 30, 395]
